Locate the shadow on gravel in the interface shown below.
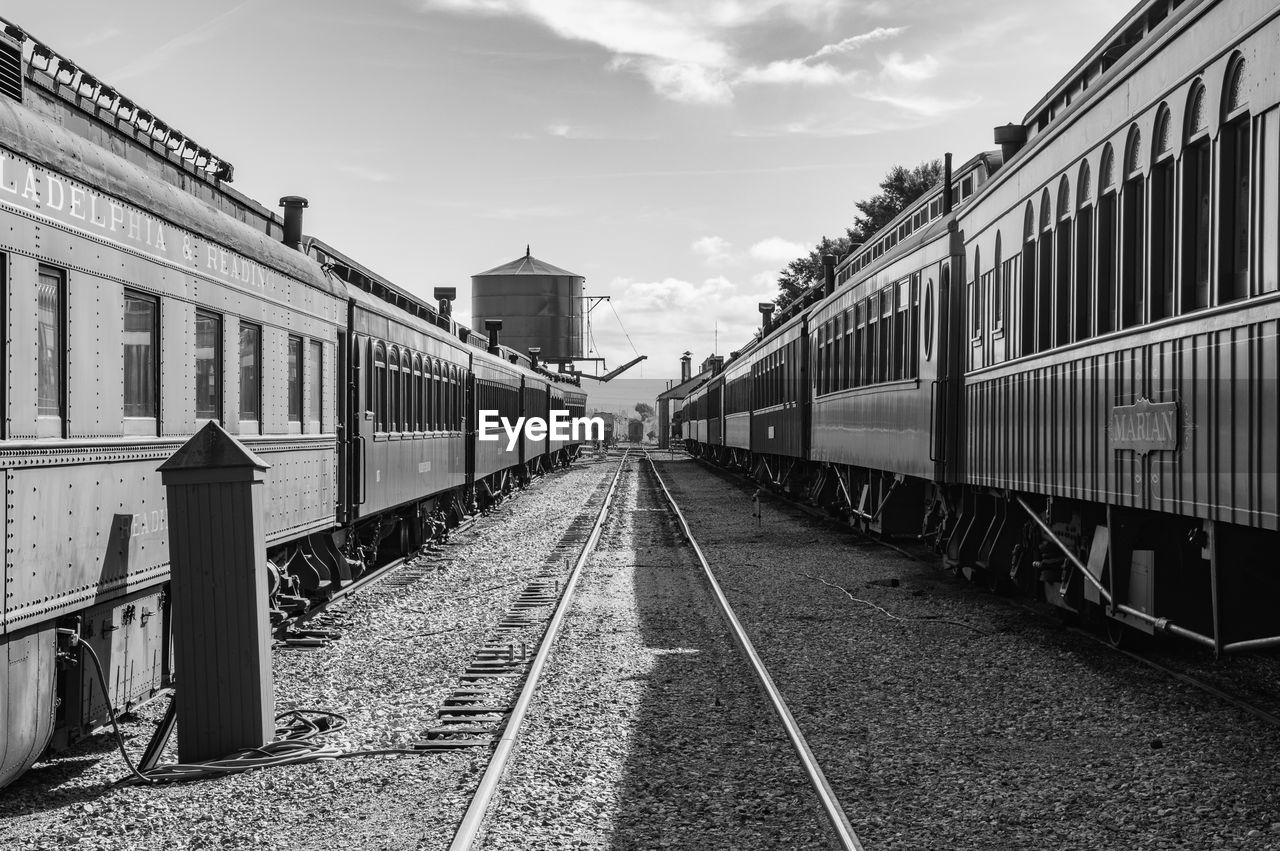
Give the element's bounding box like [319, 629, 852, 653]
[604, 463, 828, 851]
[0, 736, 124, 815]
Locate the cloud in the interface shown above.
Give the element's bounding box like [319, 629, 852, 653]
[880, 51, 939, 82]
[749, 237, 808, 264]
[610, 272, 777, 364]
[546, 123, 573, 137]
[738, 59, 847, 86]
[419, 2, 907, 103]
[691, 235, 734, 266]
[616, 57, 734, 105]
[809, 26, 905, 59]
[861, 90, 979, 117]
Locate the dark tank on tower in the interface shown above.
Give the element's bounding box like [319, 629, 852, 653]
[471, 248, 584, 362]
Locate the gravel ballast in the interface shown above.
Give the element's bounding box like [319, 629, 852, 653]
[655, 456, 1280, 851]
[0, 457, 618, 851]
[475, 456, 833, 850]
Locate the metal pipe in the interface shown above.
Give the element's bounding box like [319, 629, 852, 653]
[484, 319, 502, 355]
[822, 254, 836, 298]
[942, 153, 953, 215]
[1014, 496, 1111, 604]
[1113, 605, 1218, 649]
[1017, 497, 1216, 648]
[1222, 634, 1280, 654]
[278, 195, 308, 252]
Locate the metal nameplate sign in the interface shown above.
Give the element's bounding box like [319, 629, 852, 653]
[1110, 398, 1179, 454]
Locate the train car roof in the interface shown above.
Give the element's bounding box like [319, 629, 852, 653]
[1021, 0, 1203, 142]
[0, 95, 339, 297]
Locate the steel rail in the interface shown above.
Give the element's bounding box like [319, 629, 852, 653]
[448, 449, 630, 851]
[644, 452, 864, 851]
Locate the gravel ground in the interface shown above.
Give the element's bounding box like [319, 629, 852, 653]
[652, 456, 1280, 850]
[476, 457, 834, 851]
[0, 457, 618, 851]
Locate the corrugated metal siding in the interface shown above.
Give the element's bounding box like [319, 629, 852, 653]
[965, 302, 1278, 530]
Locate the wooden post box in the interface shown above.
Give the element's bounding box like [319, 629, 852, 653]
[158, 421, 274, 763]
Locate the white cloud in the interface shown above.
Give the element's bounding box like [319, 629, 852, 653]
[880, 52, 939, 82]
[861, 90, 978, 117]
[419, 1, 906, 103]
[618, 57, 735, 105]
[738, 59, 846, 86]
[809, 26, 905, 59]
[611, 273, 775, 361]
[691, 235, 734, 266]
[749, 237, 808, 264]
[546, 123, 573, 137]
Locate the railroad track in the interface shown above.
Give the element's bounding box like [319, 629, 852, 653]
[277, 463, 590, 644]
[641, 452, 863, 851]
[444, 449, 862, 851]
[684, 452, 1280, 730]
[443, 448, 630, 848]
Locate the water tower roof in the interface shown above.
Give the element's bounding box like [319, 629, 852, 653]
[474, 248, 580, 278]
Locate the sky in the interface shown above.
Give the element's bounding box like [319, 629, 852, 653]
[6, 0, 1129, 394]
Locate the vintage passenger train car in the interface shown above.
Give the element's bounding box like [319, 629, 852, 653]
[0, 26, 586, 789]
[681, 0, 1278, 657]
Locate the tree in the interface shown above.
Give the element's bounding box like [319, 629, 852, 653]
[635, 401, 654, 419]
[774, 160, 943, 306]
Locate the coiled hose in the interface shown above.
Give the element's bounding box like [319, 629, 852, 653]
[62, 630, 423, 786]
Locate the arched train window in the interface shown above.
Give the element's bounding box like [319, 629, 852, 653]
[1220, 56, 1250, 302]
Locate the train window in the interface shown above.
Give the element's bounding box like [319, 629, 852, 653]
[895, 281, 910, 379]
[1097, 146, 1117, 335]
[372, 342, 387, 432]
[309, 340, 323, 431]
[999, 259, 1016, 346]
[400, 349, 411, 431]
[1020, 203, 1036, 357]
[1037, 190, 1053, 351]
[239, 323, 261, 431]
[1073, 165, 1092, 342]
[879, 289, 893, 383]
[1183, 83, 1211, 311]
[37, 266, 65, 432]
[1150, 107, 1175, 321]
[434, 361, 444, 430]
[1120, 126, 1145, 328]
[970, 252, 981, 341]
[1220, 58, 1249, 303]
[448, 364, 457, 429]
[1054, 178, 1072, 346]
[831, 316, 841, 394]
[287, 335, 303, 429]
[411, 355, 422, 431]
[195, 310, 220, 422]
[909, 275, 920, 377]
[843, 308, 854, 390]
[123, 291, 158, 431]
[390, 346, 403, 431]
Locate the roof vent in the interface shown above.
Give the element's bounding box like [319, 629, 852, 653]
[0, 30, 23, 103]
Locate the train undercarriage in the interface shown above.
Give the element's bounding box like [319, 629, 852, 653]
[688, 442, 1280, 656]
